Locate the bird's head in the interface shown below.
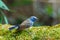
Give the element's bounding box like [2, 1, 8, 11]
[29, 16, 38, 22]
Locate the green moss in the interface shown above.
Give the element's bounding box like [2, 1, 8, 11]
[0, 24, 60, 40]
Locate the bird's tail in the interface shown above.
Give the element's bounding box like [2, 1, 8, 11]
[9, 24, 20, 30]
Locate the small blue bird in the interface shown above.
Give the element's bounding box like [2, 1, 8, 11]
[9, 16, 38, 30]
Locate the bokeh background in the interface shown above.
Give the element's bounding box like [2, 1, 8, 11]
[1, 0, 60, 26]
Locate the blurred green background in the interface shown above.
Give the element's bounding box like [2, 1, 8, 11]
[0, 0, 60, 26]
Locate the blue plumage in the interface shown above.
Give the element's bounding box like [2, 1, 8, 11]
[30, 16, 38, 22]
[9, 16, 38, 30]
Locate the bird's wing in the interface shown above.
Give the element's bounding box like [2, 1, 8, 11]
[18, 25, 27, 30]
[20, 19, 30, 25]
[17, 20, 30, 30]
[20, 23, 31, 28]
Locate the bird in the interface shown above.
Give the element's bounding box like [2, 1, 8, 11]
[9, 16, 38, 31]
[0, 0, 9, 11]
